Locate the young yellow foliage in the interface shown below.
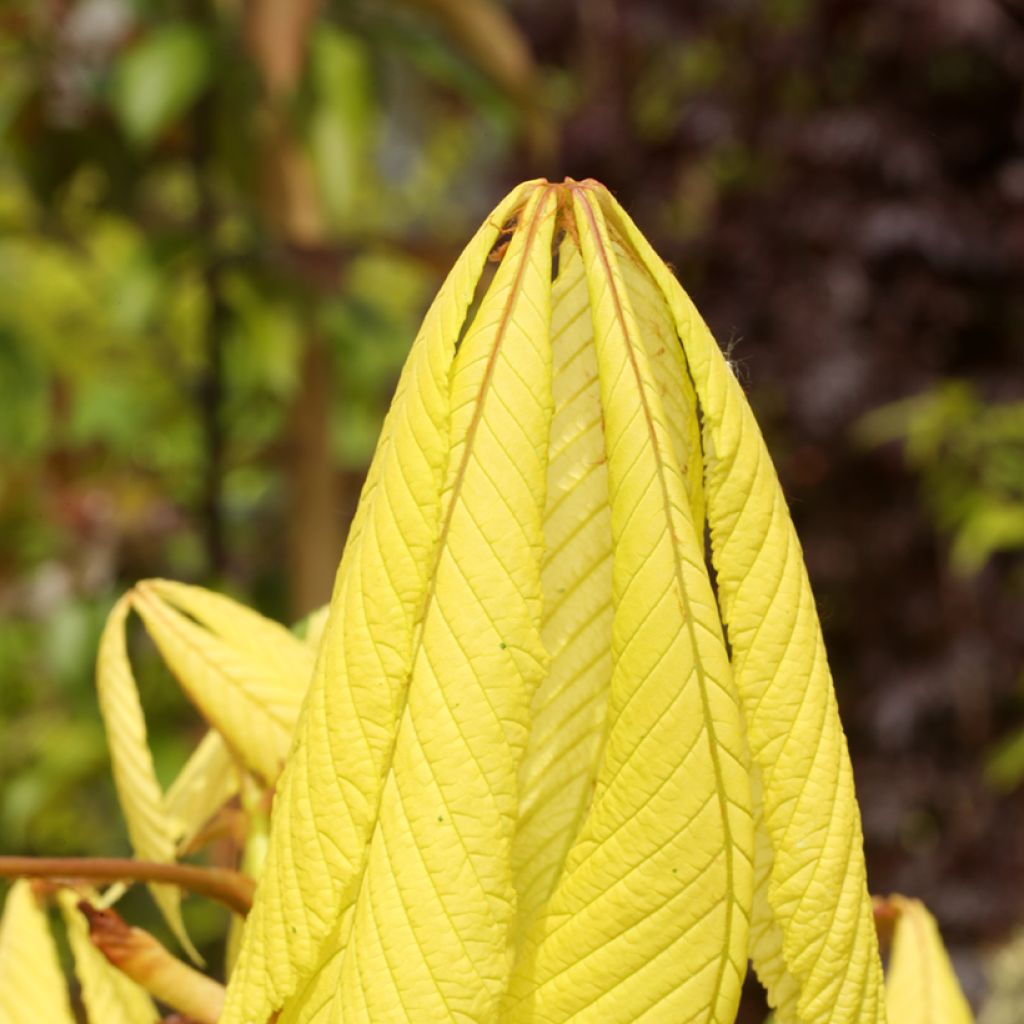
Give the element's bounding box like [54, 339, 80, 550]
[56, 888, 159, 1024]
[213, 178, 885, 1024]
[95, 581, 315, 958]
[163, 728, 241, 854]
[96, 592, 198, 959]
[885, 895, 974, 1024]
[132, 580, 313, 783]
[0, 881, 75, 1024]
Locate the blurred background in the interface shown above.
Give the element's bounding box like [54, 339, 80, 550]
[1, 0, 1023, 1017]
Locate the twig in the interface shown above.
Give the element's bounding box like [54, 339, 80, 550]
[0, 856, 254, 916]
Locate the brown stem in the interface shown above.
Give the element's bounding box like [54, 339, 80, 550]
[0, 856, 254, 916]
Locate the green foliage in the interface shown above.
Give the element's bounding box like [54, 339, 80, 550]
[110, 25, 215, 148]
[859, 382, 1024, 573]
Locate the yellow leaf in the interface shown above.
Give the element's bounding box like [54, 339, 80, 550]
[602, 188, 886, 1023]
[220, 180, 541, 1024]
[885, 896, 973, 1024]
[220, 178, 885, 1023]
[300, 604, 330, 652]
[509, 234, 613, 937]
[142, 579, 314, 693]
[329, 181, 558, 1021]
[164, 728, 240, 855]
[95, 593, 198, 961]
[0, 881, 75, 1024]
[504, 184, 754, 1023]
[56, 888, 159, 1024]
[132, 581, 312, 783]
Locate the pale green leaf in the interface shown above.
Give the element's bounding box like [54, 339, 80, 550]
[110, 25, 213, 147]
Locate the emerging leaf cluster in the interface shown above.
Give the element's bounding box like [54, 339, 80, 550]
[0, 180, 976, 1024]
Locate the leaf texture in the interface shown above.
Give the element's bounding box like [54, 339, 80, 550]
[602, 189, 886, 1024]
[504, 186, 754, 1023]
[96, 593, 197, 960]
[57, 888, 159, 1024]
[331, 182, 558, 1023]
[885, 896, 973, 1024]
[509, 234, 613, 939]
[220, 180, 541, 1024]
[0, 881, 75, 1024]
[132, 581, 312, 783]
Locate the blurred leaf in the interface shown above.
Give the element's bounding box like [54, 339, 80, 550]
[57, 888, 160, 1024]
[308, 25, 373, 226]
[0, 881, 75, 1024]
[884, 895, 973, 1023]
[858, 382, 1024, 573]
[395, 0, 537, 103]
[109, 24, 213, 148]
[985, 725, 1024, 792]
[980, 928, 1024, 1024]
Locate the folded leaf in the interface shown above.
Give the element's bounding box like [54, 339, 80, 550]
[132, 582, 310, 783]
[220, 180, 541, 1024]
[602, 189, 886, 1024]
[57, 888, 159, 1024]
[331, 182, 558, 1021]
[96, 593, 198, 961]
[0, 881, 75, 1024]
[504, 184, 754, 1024]
[510, 234, 613, 938]
[885, 895, 973, 1024]
[164, 728, 240, 855]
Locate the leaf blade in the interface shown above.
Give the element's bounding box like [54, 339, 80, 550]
[0, 881, 75, 1024]
[602, 189, 886, 1024]
[95, 593, 197, 961]
[132, 584, 304, 783]
[510, 234, 613, 938]
[885, 896, 973, 1024]
[505, 185, 754, 1024]
[332, 183, 558, 1021]
[220, 180, 542, 1024]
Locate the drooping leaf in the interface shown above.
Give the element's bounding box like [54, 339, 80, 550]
[164, 728, 240, 855]
[220, 180, 541, 1024]
[57, 888, 159, 1024]
[0, 880, 75, 1024]
[132, 580, 313, 783]
[604, 188, 886, 1023]
[95, 593, 198, 961]
[885, 895, 973, 1024]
